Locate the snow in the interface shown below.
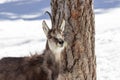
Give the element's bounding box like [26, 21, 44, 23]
[0, 0, 120, 80]
[95, 8, 120, 80]
[0, 20, 51, 57]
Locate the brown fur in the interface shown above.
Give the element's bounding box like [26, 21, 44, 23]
[0, 49, 59, 80]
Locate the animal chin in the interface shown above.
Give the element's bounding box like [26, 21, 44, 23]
[54, 47, 63, 53]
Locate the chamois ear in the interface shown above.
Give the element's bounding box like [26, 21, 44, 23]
[60, 19, 65, 32]
[42, 20, 50, 37]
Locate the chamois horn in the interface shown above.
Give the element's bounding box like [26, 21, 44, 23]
[45, 11, 53, 25]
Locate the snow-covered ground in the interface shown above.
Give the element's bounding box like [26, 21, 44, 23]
[0, 20, 51, 57]
[95, 8, 120, 80]
[0, 0, 120, 80]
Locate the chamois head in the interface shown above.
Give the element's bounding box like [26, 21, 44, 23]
[42, 20, 67, 61]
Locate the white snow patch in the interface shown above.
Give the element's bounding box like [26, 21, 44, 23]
[0, 19, 51, 58]
[95, 8, 120, 80]
[0, 0, 21, 4]
[20, 13, 42, 19]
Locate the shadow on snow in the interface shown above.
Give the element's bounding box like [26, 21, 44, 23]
[0, 0, 51, 20]
[94, 0, 120, 14]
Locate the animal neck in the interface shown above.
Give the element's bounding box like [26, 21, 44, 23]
[45, 41, 62, 64]
[53, 50, 61, 63]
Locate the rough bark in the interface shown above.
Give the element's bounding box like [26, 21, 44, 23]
[51, 0, 96, 80]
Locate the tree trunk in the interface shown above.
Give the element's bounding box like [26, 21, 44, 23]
[51, 0, 96, 80]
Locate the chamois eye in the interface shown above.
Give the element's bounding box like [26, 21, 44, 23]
[59, 40, 64, 44]
[58, 40, 64, 45]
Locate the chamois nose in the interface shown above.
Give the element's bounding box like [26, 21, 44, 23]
[58, 40, 64, 45]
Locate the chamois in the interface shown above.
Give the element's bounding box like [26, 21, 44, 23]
[0, 19, 67, 80]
